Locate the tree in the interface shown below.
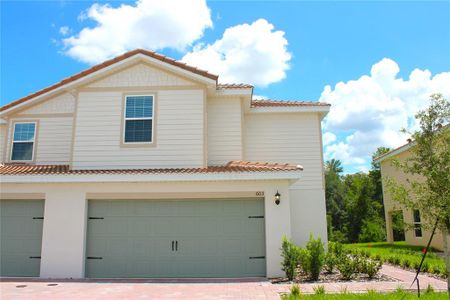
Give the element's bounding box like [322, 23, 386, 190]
[326, 159, 344, 174]
[385, 94, 450, 293]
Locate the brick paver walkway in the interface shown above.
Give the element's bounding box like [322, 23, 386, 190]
[0, 265, 446, 299]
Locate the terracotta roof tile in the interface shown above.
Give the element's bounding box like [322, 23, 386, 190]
[251, 100, 330, 107]
[1, 49, 218, 113]
[217, 83, 254, 89]
[0, 161, 302, 176]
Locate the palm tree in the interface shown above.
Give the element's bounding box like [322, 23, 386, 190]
[325, 159, 343, 174]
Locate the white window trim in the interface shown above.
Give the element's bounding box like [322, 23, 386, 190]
[123, 95, 155, 144]
[413, 209, 423, 238]
[10, 121, 37, 162]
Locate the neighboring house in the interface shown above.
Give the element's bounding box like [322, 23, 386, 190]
[0, 49, 329, 279]
[375, 142, 450, 251]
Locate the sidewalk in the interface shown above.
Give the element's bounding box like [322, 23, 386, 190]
[0, 264, 447, 300]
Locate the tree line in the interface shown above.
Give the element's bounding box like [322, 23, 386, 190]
[325, 147, 390, 243]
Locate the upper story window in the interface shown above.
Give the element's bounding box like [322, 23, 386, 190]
[123, 95, 154, 143]
[11, 122, 36, 161]
[413, 209, 422, 238]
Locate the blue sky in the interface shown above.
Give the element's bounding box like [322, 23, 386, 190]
[2, 1, 450, 173]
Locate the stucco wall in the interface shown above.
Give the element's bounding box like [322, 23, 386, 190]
[381, 149, 450, 251]
[1, 180, 292, 278]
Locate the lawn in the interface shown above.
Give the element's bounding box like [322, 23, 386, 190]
[343, 242, 446, 278]
[282, 291, 448, 299]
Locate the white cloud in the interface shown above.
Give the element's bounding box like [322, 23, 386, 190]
[322, 58, 450, 169]
[322, 132, 336, 146]
[182, 19, 291, 87]
[59, 26, 70, 36]
[253, 95, 268, 100]
[62, 0, 212, 64]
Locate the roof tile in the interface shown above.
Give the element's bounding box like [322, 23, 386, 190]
[1, 49, 219, 112]
[251, 100, 330, 107]
[0, 161, 302, 176]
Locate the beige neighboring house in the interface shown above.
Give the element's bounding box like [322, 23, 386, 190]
[0, 49, 330, 279]
[376, 142, 450, 251]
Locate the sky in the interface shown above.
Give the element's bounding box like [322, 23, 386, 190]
[1, 0, 450, 173]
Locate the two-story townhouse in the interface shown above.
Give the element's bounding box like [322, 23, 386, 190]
[375, 142, 450, 251]
[0, 49, 330, 279]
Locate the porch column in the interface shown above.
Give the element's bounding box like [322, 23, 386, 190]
[40, 189, 87, 278]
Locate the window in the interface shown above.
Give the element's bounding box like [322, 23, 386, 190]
[11, 122, 36, 161]
[123, 95, 154, 143]
[413, 209, 422, 238]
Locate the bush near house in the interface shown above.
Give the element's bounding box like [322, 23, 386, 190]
[343, 242, 447, 278]
[280, 239, 383, 281]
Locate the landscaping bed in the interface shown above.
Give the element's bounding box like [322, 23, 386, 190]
[281, 290, 448, 299]
[343, 242, 447, 279]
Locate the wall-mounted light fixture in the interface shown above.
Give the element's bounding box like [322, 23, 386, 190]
[275, 191, 281, 205]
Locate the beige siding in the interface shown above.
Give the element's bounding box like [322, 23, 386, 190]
[244, 113, 324, 189]
[207, 97, 243, 165]
[0, 125, 6, 163]
[86, 63, 195, 88]
[5, 117, 72, 164]
[72, 89, 205, 169]
[381, 150, 450, 251]
[15, 93, 75, 115]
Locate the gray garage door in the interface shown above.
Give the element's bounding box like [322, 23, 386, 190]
[86, 198, 266, 278]
[0, 200, 44, 277]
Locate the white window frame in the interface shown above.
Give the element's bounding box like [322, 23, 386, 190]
[413, 209, 422, 238]
[10, 121, 37, 162]
[123, 95, 155, 144]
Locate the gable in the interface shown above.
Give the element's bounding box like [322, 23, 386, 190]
[15, 92, 76, 115]
[85, 63, 197, 88]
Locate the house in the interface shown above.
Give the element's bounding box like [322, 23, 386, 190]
[375, 142, 450, 251]
[0, 49, 329, 279]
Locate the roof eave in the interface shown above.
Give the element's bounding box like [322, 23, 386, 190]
[0, 51, 218, 116]
[374, 142, 415, 164]
[0, 170, 302, 183]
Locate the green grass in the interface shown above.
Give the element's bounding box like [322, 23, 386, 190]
[282, 290, 448, 299]
[343, 242, 446, 278]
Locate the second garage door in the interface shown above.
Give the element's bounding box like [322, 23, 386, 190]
[85, 198, 266, 278]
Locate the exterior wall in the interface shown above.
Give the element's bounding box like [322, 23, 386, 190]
[381, 149, 450, 251]
[14, 93, 76, 115]
[1, 180, 291, 278]
[72, 89, 205, 169]
[86, 63, 195, 88]
[207, 97, 243, 165]
[4, 116, 73, 165]
[289, 189, 328, 247]
[244, 112, 328, 245]
[0, 125, 6, 163]
[243, 112, 324, 189]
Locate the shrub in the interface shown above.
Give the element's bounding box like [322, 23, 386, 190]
[422, 262, 430, 273]
[412, 260, 420, 270]
[337, 254, 358, 280]
[281, 237, 301, 281]
[363, 260, 382, 279]
[298, 247, 312, 276]
[324, 252, 337, 274]
[313, 285, 325, 295]
[305, 235, 325, 281]
[400, 259, 411, 269]
[328, 241, 344, 258]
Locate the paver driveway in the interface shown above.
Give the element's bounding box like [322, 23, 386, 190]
[1, 265, 447, 299]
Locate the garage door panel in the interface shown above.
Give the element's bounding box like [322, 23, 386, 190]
[86, 198, 265, 278]
[1, 200, 44, 277]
